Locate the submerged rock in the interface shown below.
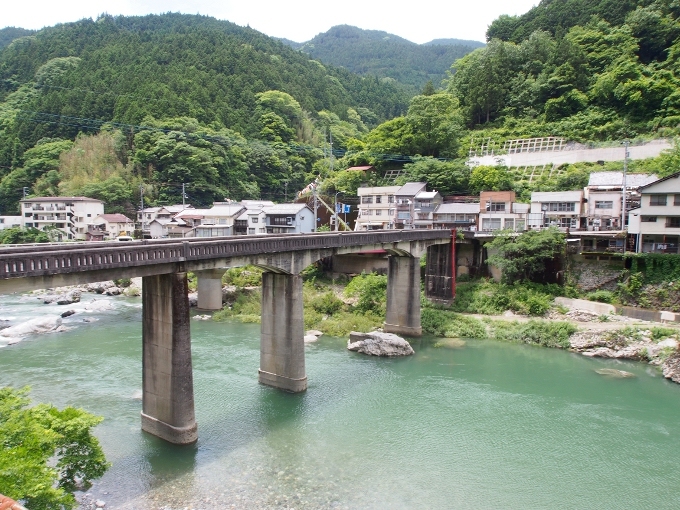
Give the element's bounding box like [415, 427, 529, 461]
[347, 331, 414, 357]
[0, 315, 62, 339]
[595, 368, 636, 378]
[434, 338, 466, 349]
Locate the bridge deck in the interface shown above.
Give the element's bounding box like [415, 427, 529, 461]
[0, 230, 451, 282]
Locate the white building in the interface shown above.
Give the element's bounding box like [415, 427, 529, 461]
[530, 191, 584, 230]
[264, 203, 315, 234]
[478, 191, 528, 232]
[432, 203, 480, 231]
[21, 196, 104, 241]
[0, 216, 22, 230]
[192, 203, 246, 237]
[87, 213, 135, 240]
[628, 172, 680, 253]
[234, 200, 274, 235]
[355, 185, 400, 230]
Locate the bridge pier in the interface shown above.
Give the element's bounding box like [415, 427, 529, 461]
[141, 272, 197, 444]
[384, 255, 422, 337]
[195, 269, 226, 310]
[259, 272, 307, 392]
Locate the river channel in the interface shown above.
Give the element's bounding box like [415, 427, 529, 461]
[2, 292, 680, 509]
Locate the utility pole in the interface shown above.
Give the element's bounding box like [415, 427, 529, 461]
[182, 182, 186, 208]
[329, 131, 334, 172]
[284, 181, 288, 202]
[622, 140, 629, 230]
[140, 185, 145, 236]
[313, 184, 318, 232]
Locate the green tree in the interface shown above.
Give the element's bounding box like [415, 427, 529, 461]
[0, 387, 108, 510]
[469, 165, 513, 193]
[0, 227, 49, 244]
[486, 228, 566, 283]
[405, 93, 463, 157]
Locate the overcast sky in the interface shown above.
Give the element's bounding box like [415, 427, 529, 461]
[2, 0, 539, 44]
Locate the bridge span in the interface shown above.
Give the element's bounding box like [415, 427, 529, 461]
[0, 230, 454, 444]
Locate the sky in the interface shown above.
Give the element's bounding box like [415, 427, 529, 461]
[2, 0, 539, 44]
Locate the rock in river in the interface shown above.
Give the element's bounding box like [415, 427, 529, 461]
[347, 331, 414, 357]
[0, 315, 62, 339]
[595, 368, 636, 378]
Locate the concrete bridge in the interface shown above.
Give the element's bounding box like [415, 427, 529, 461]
[0, 231, 453, 444]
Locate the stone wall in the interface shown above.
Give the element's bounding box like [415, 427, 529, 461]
[568, 255, 624, 292]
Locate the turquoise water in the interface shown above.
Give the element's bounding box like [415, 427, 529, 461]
[2, 293, 680, 509]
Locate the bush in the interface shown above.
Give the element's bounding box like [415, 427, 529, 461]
[344, 272, 388, 314]
[114, 278, 131, 288]
[586, 290, 615, 303]
[450, 280, 562, 316]
[312, 291, 344, 315]
[223, 266, 263, 287]
[213, 291, 261, 322]
[489, 320, 577, 349]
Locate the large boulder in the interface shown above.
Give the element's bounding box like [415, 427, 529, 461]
[0, 315, 62, 340]
[347, 331, 414, 357]
[42, 289, 81, 305]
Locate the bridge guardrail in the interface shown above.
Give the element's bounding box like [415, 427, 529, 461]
[0, 230, 451, 280]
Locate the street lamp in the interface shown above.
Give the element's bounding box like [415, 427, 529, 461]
[334, 191, 344, 231]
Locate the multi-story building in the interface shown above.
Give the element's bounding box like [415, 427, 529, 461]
[234, 200, 274, 235]
[0, 216, 21, 231]
[628, 172, 680, 253]
[192, 203, 246, 237]
[264, 204, 315, 233]
[412, 191, 443, 229]
[432, 203, 480, 231]
[584, 172, 657, 231]
[395, 182, 427, 229]
[478, 191, 528, 232]
[529, 191, 584, 230]
[355, 185, 400, 231]
[86, 214, 135, 241]
[20, 196, 104, 241]
[138, 204, 193, 235]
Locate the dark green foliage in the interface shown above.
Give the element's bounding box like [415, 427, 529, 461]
[586, 290, 616, 303]
[0, 27, 35, 49]
[223, 266, 264, 287]
[0, 386, 108, 510]
[344, 272, 388, 314]
[421, 307, 487, 338]
[0, 227, 49, 244]
[296, 25, 482, 90]
[489, 319, 577, 348]
[486, 228, 566, 284]
[312, 292, 344, 315]
[450, 280, 566, 316]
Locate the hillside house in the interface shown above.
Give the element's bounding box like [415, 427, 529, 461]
[21, 196, 104, 241]
[628, 172, 680, 253]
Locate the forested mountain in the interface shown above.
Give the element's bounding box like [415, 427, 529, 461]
[486, 0, 675, 42]
[0, 13, 412, 214]
[0, 27, 35, 49]
[291, 25, 483, 90]
[423, 38, 486, 48]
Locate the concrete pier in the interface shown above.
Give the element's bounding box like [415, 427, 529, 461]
[259, 272, 307, 392]
[384, 255, 422, 337]
[141, 272, 197, 444]
[196, 269, 226, 310]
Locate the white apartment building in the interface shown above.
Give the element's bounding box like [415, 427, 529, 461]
[355, 185, 400, 230]
[530, 191, 584, 230]
[628, 172, 680, 253]
[21, 196, 104, 241]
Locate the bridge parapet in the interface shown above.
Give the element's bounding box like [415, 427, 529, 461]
[0, 230, 451, 281]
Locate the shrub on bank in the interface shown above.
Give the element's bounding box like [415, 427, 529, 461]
[450, 280, 567, 316]
[489, 320, 577, 348]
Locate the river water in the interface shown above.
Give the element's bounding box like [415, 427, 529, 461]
[2, 292, 680, 509]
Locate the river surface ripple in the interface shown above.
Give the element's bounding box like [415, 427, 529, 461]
[1, 293, 680, 509]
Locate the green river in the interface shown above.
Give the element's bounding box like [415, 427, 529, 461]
[1, 292, 680, 509]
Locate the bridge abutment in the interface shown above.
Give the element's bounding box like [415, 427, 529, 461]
[259, 272, 307, 392]
[195, 269, 226, 310]
[141, 272, 197, 444]
[384, 255, 422, 337]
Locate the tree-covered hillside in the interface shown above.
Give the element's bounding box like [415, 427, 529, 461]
[0, 27, 35, 49]
[293, 25, 482, 90]
[0, 13, 412, 214]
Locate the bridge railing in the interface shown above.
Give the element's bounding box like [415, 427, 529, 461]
[0, 230, 451, 280]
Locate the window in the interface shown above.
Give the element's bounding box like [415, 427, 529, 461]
[544, 202, 576, 212]
[87, 214, 91, 217]
[675, 195, 680, 206]
[362, 196, 373, 204]
[248, 228, 255, 234]
[595, 201, 613, 209]
[388, 209, 395, 216]
[650, 194, 667, 206]
[397, 211, 411, 220]
[375, 196, 382, 204]
[667, 217, 680, 228]
[388, 195, 395, 204]
[24, 212, 31, 217]
[375, 209, 382, 216]
[252, 217, 258, 223]
[25, 222, 33, 227]
[504, 218, 514, 230]
[482, 218, 502, 231]
[641, 216, 657, 222]
[487, 202, 506, 212]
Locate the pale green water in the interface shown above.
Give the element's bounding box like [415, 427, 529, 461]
[2, 293, 680, 509]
